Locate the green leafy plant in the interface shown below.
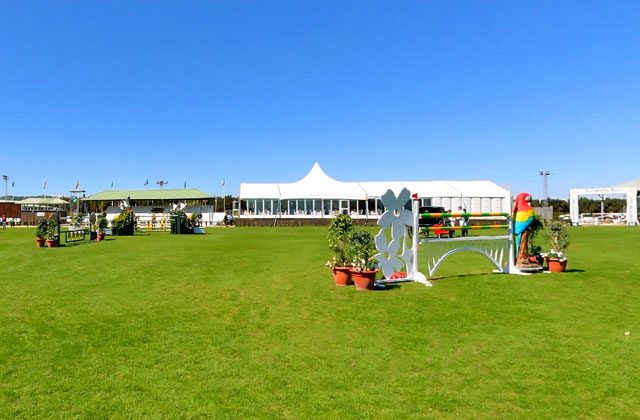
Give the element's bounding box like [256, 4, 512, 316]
[526, 215, 544, 255]
[349, 228, 378, 272]
[35, 218, 48, 239]
[96, 213, 108, 232]
[186, 212, 202, 229]
[112, 208, 135, 236]
[544, 219, 570, 260]
[45, 218, 58, 241]
[326, 214, 354, 269]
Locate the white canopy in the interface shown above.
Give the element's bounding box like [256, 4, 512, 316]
[18, 197, 69, 206]
[240, 162, 511, 206]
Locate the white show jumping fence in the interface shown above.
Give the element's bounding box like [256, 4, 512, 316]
[374, 188, 527, 287]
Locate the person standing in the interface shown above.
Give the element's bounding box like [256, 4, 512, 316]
[1, 214, 6, 229]
[458, 206, 469, 237]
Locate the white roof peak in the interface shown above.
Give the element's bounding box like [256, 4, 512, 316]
[296, 162, 340, 184]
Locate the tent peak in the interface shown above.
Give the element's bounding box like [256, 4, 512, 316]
[296, 162, 340, 184]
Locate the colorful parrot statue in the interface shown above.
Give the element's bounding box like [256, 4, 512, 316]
[513, 192, 534, 256]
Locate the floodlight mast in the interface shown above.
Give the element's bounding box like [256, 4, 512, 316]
[538, 170, 551, 206]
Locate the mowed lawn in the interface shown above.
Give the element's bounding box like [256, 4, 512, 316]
[0, 226, 639, 417]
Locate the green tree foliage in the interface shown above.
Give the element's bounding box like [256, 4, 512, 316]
[530, 197, 626, 218]
[214, 195, 236, 213]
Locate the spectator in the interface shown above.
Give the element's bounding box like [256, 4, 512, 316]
[457, 206, 469, 237]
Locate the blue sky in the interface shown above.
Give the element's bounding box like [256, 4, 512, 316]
[1, 1, 639, 199]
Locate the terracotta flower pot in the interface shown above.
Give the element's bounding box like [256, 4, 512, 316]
[547, 258, 567, 273]
[97, 231, 105, 241]
[46, 239, 56, 248]
[351, 269, 378, 291]
[35, 238, 46, 248]
[332, 267, 353, 286]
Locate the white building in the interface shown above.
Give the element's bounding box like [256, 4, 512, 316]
[237, 162, 512, 219]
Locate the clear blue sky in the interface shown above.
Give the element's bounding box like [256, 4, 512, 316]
[1, 1, 639, 199]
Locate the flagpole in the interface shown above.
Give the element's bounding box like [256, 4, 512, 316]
[222, 178, 226, 216]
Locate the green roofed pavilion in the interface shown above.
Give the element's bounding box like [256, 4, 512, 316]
[84, 189, 213, 201]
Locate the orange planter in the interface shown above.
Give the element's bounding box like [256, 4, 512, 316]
[46, 239, 56, 248]
[351, 270, 378, 291]
[547, 258, 567, 272]
[35, 238, 45, 248]
[332, 267, 353, 286]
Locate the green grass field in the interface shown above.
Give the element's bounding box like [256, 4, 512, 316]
[1, 226, 639, 417]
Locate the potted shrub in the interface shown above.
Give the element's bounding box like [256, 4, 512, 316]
[96, 213, 108, 241]
[349, 228, 379, 290]
[544, 220, 570, 272]
[35, 218, 47, 247]
[325, 214, 354, 286]
[112, 208, 135, 236]
[45, 218, 58, 248]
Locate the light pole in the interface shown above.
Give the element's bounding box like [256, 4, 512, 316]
[538, 170, 551, 206]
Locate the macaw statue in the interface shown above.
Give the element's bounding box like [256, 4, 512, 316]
[513, 192, 535, 264]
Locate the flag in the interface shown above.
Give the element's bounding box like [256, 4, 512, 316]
[75, 180, 80, 190]
[43, 180, 47, 189]
[144, 179, 149, 187]
[110, 180, 114, 188]
[11, 181, 14, 188]
[221, 178, 225, 187]
[183, 181, 187, 189]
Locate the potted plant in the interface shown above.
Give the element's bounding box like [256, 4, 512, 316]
[349, 228, 379, 290]
[35, 218, 48, 247]
[325, 214, 354, 286]
[45, 218, 58, 248]
[112, 208, 135, 236]
[544, 220, 570, 272]
[96, 213, 108, 241]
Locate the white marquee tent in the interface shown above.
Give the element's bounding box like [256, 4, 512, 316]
[238, 163, 512, 219]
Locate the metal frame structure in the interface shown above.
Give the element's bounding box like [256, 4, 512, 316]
[569, 187, 638, 226]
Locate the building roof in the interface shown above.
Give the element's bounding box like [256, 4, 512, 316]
[83, 188, 213, 201]
[613, 179, 640, 190]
